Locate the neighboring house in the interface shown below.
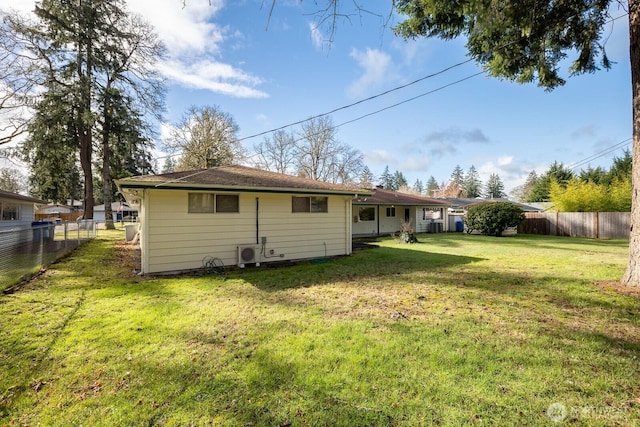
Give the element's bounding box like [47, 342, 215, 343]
[352, 188, 452, 237]
[37, 202, 84, 222]
[115, 165, 371, 275]
[0, 190, 46, 230]
[442, 197, 542, 213]
[40, 204, 76, 215]
[440, 198, 542, 235]
[93, 202, 138, 223]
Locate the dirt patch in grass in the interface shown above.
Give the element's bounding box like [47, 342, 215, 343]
[595, 280, 640, 297]
[114, 240, 141, 274]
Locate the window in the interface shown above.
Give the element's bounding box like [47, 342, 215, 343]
[358, 206, 375, 221]
[0, 202, 19, 221]
[216, 194, 239, 213]
[189, 193, 215, 213]
[386, 207, 396, 217]
[188, 193, 239, 213]
[292, 196, 328, 213]
[423, 208, 442, 220]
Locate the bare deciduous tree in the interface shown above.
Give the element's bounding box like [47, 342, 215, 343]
[296, 116, 363, 184]
[253, 129, 297, 174]
[166, 105, 245, 171]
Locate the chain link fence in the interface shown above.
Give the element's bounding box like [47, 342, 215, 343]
[0, 220, 96, 291]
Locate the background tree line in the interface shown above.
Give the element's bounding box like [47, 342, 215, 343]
[0, 0, 164, 228]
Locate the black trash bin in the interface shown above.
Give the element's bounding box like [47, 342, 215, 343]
[43, 221, 54, 241]
[32, 221, 54, 242]
[32, 221, 43, 242]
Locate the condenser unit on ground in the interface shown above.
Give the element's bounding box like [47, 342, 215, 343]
[237, 244, 260, 268]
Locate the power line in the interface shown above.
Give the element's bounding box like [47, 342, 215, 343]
[568, 137, 631, 171]
[237, 58, 476, 142]
[242, 70, 484, 162]
[237, 11, 628, 143]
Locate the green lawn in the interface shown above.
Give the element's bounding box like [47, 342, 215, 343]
[1, 232, 638, 426]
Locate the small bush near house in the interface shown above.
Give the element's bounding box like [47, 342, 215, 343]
[465, 202, 525, 236]
[397, 220, 418, 243]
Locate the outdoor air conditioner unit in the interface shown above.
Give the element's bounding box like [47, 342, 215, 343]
[237, 244, 260, 268]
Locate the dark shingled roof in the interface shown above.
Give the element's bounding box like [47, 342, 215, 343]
[0, 189, 46, 204]
[116, 165, 370, 195]
[353, 188, 451, 206]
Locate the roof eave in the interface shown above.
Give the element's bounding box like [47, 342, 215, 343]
[116, 180, 372, 197]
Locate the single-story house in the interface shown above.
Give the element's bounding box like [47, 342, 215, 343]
[0, 190, 46, 231]
[115, 165, 371, 275]
[440, 198, 542, 235]
[93, 202, 138, 223]
[37, 201, 84, 222]
[352, 188, 452, 237]
[39, 204, 76, 215]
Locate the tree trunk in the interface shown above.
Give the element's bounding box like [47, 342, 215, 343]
[80, 130, 94, 219]
[102, 95, 115, 230]
[622, 0, 640, 285]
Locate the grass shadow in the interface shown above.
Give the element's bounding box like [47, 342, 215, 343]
[236, 245, 484, 292]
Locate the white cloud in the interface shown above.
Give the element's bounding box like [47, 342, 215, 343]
[126, 0, 267, 98]
[158, 59, 268, 98]
[346, 48, 393, 98]
[0, 1, 34, 14]
[309, 22, 328, 51]
[401, 155, 432, 172]
[127, 0, 225, 55]
[477, 156, 544, 195]
[497, 155, 513, 166]
[364, 149, 395, 166]
[0, 0, 267, 99]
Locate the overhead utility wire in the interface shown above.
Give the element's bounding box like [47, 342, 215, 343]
[238, 11, 628, 143]
[332, 72, 485, 130]
[242, 70, 485, 161]
[568, 137, 631, 171]
[157, 10, 629, 182]
[237, 58, 475, 142]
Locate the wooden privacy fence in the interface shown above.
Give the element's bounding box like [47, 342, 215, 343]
[518, 212, 630, 239]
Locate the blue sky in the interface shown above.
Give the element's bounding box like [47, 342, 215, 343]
[1, 0, 632, 195]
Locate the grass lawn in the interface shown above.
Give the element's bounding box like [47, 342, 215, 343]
[1, 231, 639, 426]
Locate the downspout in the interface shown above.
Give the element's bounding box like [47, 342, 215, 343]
[256, 197, 259, 245]
[377, 205, 381, 236]
[141, 188, 149, 274]
[347, 198, 352, 255]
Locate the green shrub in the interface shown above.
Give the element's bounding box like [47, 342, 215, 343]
[465, 202, 525, 236]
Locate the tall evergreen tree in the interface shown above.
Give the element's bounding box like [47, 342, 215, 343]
[608, 149, 633, 184]
[393, 170, 408, 191]
[425, 176, 439, 197]
[359, 166, 375, 188]
[21, 85, 82, 203]
[528, 162, 574, 202]
[462, 165, 482, 198]
[579, 166, 608, 185]
[2, 1, 165, 221]
[412, 178, 424, 195]
[485, 173, 506, 199]
[393, 0, 640, 284]
[379, 165, 394, 190]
